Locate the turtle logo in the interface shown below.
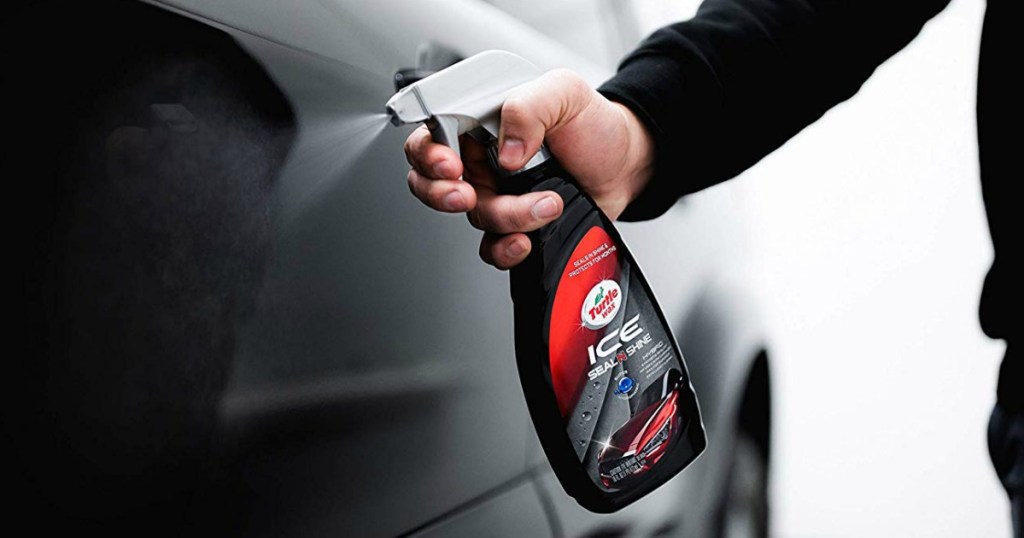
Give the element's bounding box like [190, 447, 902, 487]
[581, 279, 622, 330]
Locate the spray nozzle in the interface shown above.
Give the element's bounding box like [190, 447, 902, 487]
[385, 50, 550, 169]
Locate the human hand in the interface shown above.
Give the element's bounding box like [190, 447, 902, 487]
[404, 69, 654, 269]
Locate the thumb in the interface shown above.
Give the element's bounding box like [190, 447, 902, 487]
[497, 69, 591, 171]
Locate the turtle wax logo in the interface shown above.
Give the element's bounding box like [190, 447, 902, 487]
[581, 280, 622, 330]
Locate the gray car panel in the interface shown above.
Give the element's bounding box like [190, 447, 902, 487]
[10, 0, 770, 534]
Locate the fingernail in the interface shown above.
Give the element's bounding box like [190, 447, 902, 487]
[433, 159, 454, 178]
[506, 239, 526, 259]
[499, 138, 525, 168]
[443, 191, 466, 211]
[531, 196, 559, 220]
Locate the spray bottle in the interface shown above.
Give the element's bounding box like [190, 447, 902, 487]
[386, 51, 705, 513]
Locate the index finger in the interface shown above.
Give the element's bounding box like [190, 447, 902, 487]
[404, 125, 464, 180]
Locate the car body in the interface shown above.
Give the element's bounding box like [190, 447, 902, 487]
[9, 1, 772, 536]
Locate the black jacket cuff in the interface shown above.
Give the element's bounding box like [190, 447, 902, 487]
[597, 42, 722, 221]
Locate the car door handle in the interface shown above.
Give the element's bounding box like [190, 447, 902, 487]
[394, 42, 464, 90]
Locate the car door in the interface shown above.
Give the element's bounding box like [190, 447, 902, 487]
[147, 0, 613, 535]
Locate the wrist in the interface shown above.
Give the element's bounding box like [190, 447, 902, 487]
[611, 102, 655, 218]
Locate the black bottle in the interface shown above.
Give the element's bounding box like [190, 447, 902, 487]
[502, 155, 706, 513]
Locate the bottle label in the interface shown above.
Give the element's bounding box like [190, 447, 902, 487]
[548, 226, 689, 491]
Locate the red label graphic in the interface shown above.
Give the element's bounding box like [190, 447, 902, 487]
[548, 226, 620, 417]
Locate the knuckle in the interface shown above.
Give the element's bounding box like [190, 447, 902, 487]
[406, 169, 419, 194]
[546, 69, 590, 118]
[423, 183, 439, 205]
[405, 128, 424, 150]
[480, 234, 505, 268]
[466, 208, 484, 230]
[404, 128, 429, 163]
[404, 141, 415, 166]
[501, 96, 530, 124]
[546, 67, 575, 82]
[548, 68, 585, 92]
[478, 237, 492, 262]
[503, 203, 527, 231]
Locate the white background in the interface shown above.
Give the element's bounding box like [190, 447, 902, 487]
[632, 0, 1010, 535]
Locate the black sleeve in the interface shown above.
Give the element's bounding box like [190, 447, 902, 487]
[598, 0, 952, 221]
